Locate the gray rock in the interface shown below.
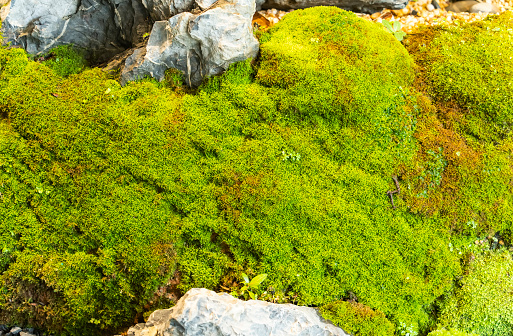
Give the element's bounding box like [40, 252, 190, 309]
[446, 0, 478, 12]
[470, 2, 499, 13]
[19, 332, 36, 336]
[1, 0, 151, 62]
[261, 0, 408, 13]
[140, 0, 195, 21]
[120, 0, 258, 87]
[112, 0, 153, 45]
[8, 327, 21, 335]
[127, 288, 349, 336]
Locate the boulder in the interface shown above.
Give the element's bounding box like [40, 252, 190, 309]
[120, 0, 259, 87]
[1, 0, 151, 62]
[127, 288, 350, 336]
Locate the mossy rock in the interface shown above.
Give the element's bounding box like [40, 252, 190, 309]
[319, 300, 395, 336]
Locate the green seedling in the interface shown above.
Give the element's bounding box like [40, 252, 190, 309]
[382, 20, 407, 41]
[232, 273, 268, 300]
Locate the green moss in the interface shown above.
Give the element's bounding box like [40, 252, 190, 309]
[427, 328, 478, 336]
[42, 45, 88, 78]
[257, 7, 414, 127]
[320, 300, 395, 336]
[437, 250, 513, 336]
[5, 7, 508, 336]
[407, 12, 513, 143]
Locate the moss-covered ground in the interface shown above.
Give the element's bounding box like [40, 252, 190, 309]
[0, 7, 512, 336]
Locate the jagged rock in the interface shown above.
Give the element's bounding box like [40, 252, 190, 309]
[140, 0, 196, 21]
[120, 0, 259, 87]
[261, 0, 408, 13]
[1, 0, 151, 62]
[127, 288, 350, 336]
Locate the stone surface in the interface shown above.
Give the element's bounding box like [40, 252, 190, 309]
[1, 0, 151, 62]
[469, 2, 499, 13]
[120, 0, 259, 87]
[261, 0, 409, 13]
[446, 0, 479, 12]
[141, 0, 195, 21]
[127, 288, 349, 336]
[0, 0, 10, 23]
[8, 327, 21, 335]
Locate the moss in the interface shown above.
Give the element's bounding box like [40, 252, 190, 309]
[41, 45, 88, 78]
[399, 13, 513, 235]
[4, 7, 508, 336]
[319, 300, 395, 336]
[406, 12, 513, 143]
[437, 250, 513, 336]
[427, 328, 478, 336]
[257, 7, 415, 127]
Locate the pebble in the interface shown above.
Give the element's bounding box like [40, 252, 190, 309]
[470, 2, 500, 13]
[0, 326, 42, 336]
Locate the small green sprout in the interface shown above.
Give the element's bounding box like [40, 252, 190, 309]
[231, 273, 268, 300]
[382, 20, 407, 41]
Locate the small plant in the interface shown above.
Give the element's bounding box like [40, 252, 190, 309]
[382, 20, 407, 41]
[281, 149, 301, 162]
[231, 273, 267, 300]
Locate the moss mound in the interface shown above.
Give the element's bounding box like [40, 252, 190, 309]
[257, 6, 415, 127]
[407, 12, 513, 143]
[401, 13, 513, 235]
[1, 6, 512, 336]
[319, 300, 395, 336]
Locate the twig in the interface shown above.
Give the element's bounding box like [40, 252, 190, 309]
[386, 175, 400, 209]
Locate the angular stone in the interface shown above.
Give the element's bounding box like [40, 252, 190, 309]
[140, 0, 195, 21]
[120, 12, 202, 85]
[120, 0, 259, 87]
[1, 0, 151, 62]
[127, 288, 349, 336]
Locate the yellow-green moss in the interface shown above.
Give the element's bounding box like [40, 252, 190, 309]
[257, 7, 415, 127]
[407, 12, 513, 143]
[437, 250, 513, 336]
[319, 300, 395, 336]
[427, 328, 478, 336]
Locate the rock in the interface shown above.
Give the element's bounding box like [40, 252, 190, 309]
[8, 327, 21, 335]
[120, 0, 259, 87]
[1, 0, 151, 62]
[0, 0, 10, 23]
[127, 288, 349, 336]
[261, 0, 408, 14]
[112, 0, 153, 46]
[140, 0, 195, 21]
[470, 2, 499, 13]
[446, 0, 479, 12]
[19, 332, 36, 336]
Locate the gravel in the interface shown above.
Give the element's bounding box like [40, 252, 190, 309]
[256, 0, 512, 33]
